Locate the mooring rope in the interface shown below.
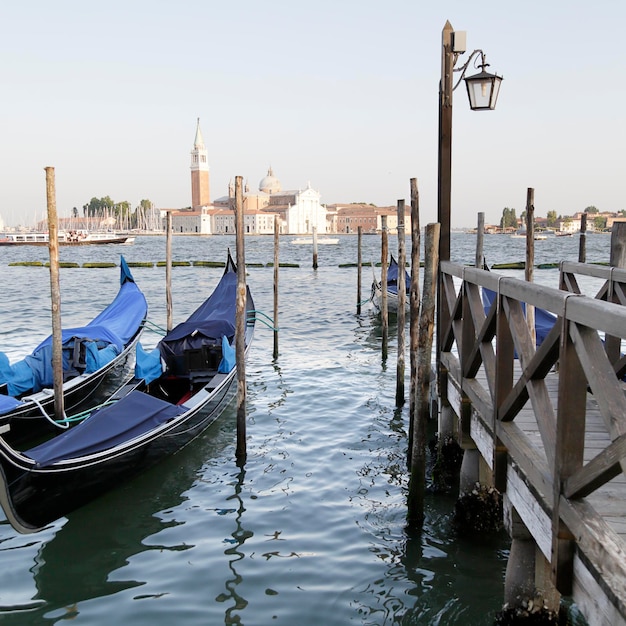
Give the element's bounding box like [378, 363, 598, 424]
[248, 310, 278, 332]
[24, 394, 70, 430]
[143, 319, 167, 335]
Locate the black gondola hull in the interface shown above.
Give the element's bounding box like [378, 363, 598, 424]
[0, 371, 237, 532]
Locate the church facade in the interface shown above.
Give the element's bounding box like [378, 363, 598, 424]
[169, 121, 327, 235]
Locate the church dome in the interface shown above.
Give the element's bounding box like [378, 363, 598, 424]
[259, 167, 281, 194]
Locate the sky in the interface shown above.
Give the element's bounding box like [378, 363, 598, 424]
[1, 0, 625, 229]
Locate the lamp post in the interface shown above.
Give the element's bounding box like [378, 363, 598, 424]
[437, 20, 503, 263]
[436, 19, 502, 387]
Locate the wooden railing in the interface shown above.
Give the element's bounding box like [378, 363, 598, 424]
[438, 260, 626, 605]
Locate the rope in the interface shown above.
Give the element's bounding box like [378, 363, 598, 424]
[248, 310, 278, 332]
[23, 394, 70, 430]
[54, 398, 119, 425]
[143, 319, 167, 336]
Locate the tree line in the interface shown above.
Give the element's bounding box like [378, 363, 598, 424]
[500, 205, 625, 231]
[74, 197, 157, 230]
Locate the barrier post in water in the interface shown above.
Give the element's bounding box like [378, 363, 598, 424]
[356, 226, 362, 315]
[407, 222, 439, 527]
[45, 166, 65, 420]
[578, 213, 587, 263]
[408, 178, 421, 464]
[273, 214, 279, 360]
[381, 215, 389, 361]
[234, 175, 247, 463]
[525, 188, 536, 348]
[165, 210, 173, 331]
[312, 226, 318, 269]
[475, 212, 484, 269]
[396, 200, 406, 408]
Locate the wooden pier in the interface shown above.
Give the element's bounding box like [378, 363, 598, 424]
[437, 258, 626, 624]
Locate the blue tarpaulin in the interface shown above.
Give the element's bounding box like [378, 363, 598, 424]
[135, 343, 163, 385]
[0, 257, 147, 397]
[158, 269, 237, 367]
[218, 335, 235, 373]
[386, 255, 411, 297]
[26, 390, 185, 466]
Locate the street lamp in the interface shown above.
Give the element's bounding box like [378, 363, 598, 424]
[438, 20, 503, 263]
[464, 55, 503, 111]
[436, 19, 502, 375]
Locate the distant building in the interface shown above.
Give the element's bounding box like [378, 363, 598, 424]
[168, 207, 217, 234]
[329, 203, 411, 234]
[214, 167, 326, 235]
[213, 207, 277, 235]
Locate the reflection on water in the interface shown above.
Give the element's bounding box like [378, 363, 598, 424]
[0, 233, 607, 625]
[217, 467, 251, 624]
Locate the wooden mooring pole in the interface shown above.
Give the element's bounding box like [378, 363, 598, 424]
[408, 178, 420, 464]
[356, 226, 362, 315]
[396, 200, 406, 407]
[578, 213, 587, 263]
[525, 189, 536, 348]
[45, 166, 65, 421]
[165, 211, 173, 331]
[475, 212, 484, 269]
[381, 216, 389, 361]
[407, 222, 439, 526]
[234, 175, 247, 464]
[312, 226, 318, 270]
[273, 215, 279, 360]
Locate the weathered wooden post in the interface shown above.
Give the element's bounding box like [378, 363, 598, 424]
[381, 215, 389, 361]
[312, 226, 318, 270]
[356, 226, 362, 315]
[234, 175, 247, 463]
[408, 178, 420, 464]
[273, 215, 279, 360]
[605, 222, 626, 362]
[525, 188, 536, 348]
[165, 210, 173, 331]
[396, 200, 406, 408]
[45, 166, 65, 421]
[610, 221, 626, 267]
[578, 213, 587, 263]
[475, 212, 485, 269]
[407, 222, 439, 526]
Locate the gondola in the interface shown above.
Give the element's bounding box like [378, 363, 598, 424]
[371, 255, 410, 313]
[0, 250, 255, 533]
[0, 257, 148, 442]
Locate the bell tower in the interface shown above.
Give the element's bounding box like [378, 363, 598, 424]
[190, 118, 210, 209]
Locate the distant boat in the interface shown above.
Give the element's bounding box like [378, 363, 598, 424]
[0, 230, 134, 246]
[291, 237, 339, 245]
[511, 229, 547, 241]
